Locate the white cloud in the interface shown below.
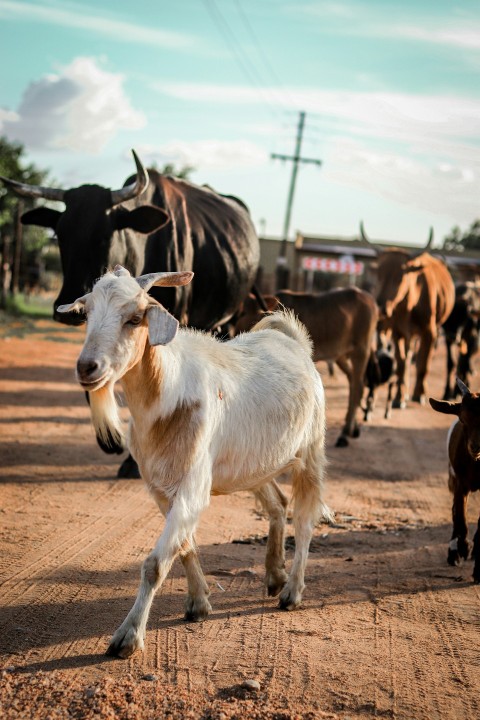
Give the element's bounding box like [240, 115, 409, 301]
[0, 0, 195, 49]
[132, 140, 268, 170]
[293, 2, 480, 49]
[1, 57, 145, 153]
[155, 82, 480, 146]
[323, 136, 479, 221]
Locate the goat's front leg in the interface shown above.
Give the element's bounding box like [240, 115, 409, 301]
[107, 482, 209, 658]
[150, 488, 212, 622]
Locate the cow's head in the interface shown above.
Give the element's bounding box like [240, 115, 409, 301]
[360, 223, 433, 318]
[0, 150, 170, 325]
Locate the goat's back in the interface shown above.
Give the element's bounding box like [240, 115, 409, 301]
[250, 309, 313, 358]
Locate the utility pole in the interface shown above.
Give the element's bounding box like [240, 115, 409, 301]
[271, 111, 322, 289]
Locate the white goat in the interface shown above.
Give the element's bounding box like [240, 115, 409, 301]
[58, 265, 331, 658]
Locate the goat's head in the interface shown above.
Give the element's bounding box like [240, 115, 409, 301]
[57, 265, 194, 391]
[429, 379, 480, 461]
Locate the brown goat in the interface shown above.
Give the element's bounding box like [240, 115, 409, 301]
[429, 378, 480, 583]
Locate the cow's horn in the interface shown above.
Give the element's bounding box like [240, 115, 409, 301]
[110, 149, 149, 206]
[359, 220, 370, 243]
[0, 175, 65, 202]
[456, 378, 470, 397]
[425, 226, 434, 249]
[359, 221, 380, 256]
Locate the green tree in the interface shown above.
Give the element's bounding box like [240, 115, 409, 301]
[443, 220, 480, 252]
[0, 137, 51, 304]
[150, 161, 195, 179]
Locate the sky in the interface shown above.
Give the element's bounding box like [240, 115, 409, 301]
[1, 0, 480, 246]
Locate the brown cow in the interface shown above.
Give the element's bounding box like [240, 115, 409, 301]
[360, 223, 455, 408]
[235, 287, 378, 447]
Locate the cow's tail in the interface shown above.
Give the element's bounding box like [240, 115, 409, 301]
[252, 309, 313, 358]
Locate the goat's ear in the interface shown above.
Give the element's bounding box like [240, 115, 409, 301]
[146, 305, 179, 346]
[57, 294, 89, 314]
[136, 270, 194, 292]
[429, 397, 461, 415]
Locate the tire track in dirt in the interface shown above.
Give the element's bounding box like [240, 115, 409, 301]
[0, 480, 149, 603]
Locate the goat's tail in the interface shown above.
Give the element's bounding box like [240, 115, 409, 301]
[251, 309, 313, 358]
[88, 382, 126, 453]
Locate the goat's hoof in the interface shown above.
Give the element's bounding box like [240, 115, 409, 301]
[117, 456, 141, 479]
[392, 398, 406, 409]
[266, 570, 288, 597]
[184, 596, 212, 622]
[106, 626, 144, 659]
[335, 435, 349, 448]
[412, 394, 426, 405]
[279, 587, 302, 611]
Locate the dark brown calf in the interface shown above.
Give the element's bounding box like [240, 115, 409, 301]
[235, 287, 378, 447]
[429, 379, 480, 583]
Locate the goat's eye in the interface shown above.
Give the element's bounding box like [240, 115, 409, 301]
[126, 315, 143, 326]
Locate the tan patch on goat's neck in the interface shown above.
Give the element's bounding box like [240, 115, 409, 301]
[122, 336, 163, 410]
[148, 401, 203, 496]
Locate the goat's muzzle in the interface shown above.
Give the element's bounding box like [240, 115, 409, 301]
[76, 357, 110, 390]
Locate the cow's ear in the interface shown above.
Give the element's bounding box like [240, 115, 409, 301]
[429, 397, 461, 415]
[22, 207, 62, 230]
[403, 264, 425, 274]
[146, 304, 179, 346]
[112, 206, 170, 234]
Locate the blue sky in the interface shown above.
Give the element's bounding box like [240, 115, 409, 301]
[1, 0, 480, 245]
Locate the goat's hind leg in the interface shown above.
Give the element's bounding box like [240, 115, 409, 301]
[254, 480, 288, 596]
[279, 444, 328, 610]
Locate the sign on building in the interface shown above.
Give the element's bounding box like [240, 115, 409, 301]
[302, 255, 364, 275]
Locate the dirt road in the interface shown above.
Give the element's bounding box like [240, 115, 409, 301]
[1, 317, 479, 719]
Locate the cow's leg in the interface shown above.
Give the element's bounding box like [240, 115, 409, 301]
[472, 515, 480, 584]
[443, 338, 455, 400]
[334, 356, 353, 447]
[150, 488, 211, 622]
[385, 380, 394, 419]
[254, 480, 288, 596]
[448, 487, 470, 566]
[279, 441, 327, 610]
[412, 328, 434, 404]
[392, 336, 409, 408]
[117, 454, 141, 479]
[336, 352, 368, 445]
[107, 473, 210, 658]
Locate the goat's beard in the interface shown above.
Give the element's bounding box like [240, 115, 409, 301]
[88, 382, 126, 452]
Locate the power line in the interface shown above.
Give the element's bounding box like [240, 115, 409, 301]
[200, 0, 287, 118]
[232, 0, 297, 108]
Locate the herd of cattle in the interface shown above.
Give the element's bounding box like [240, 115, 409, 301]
[1, 151, 480, 648]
